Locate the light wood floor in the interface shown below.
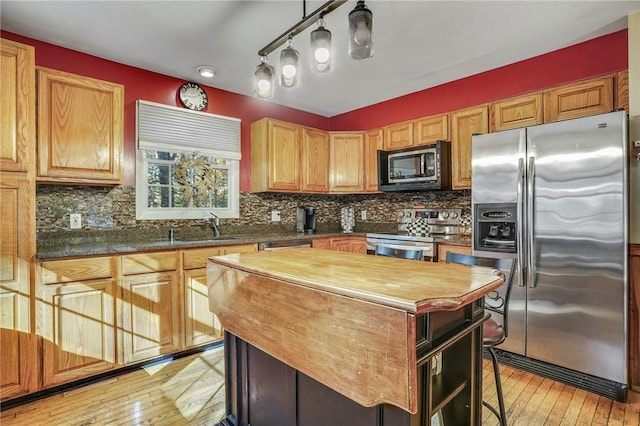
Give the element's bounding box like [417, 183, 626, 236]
[1, 347, 639, 425]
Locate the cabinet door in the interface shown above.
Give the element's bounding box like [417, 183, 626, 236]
[251, 119, 300, 192]
[616, 70, 629, 113]
[437, 244, 471, 263]
[329, 132, 364, 193]
[543, 76, 613, 123]
[0, 38, 35, 173]
[184, 268, 222, 348]
[301, 128, 329, 192]
[349, 237, 367, 254]
[38, 278, 117, 387]
[364, 129, 383, 192]
[414, 113, 449, 146]
[490, 93, 543, 132]
[331, 239, 351, 252]
[37, 67, 124, 184]
[384, 121, 414, 150]
[450, 105, 488, 189]
[312, 238, 332, 250]
[0, 175, 36, 399]
[120, 271, 181, 363]
[630, 245, 640, 389]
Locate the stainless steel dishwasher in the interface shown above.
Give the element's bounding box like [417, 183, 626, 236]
[258, 239, 313, 251]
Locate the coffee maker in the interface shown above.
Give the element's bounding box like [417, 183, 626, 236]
[296, 206, 317, 234]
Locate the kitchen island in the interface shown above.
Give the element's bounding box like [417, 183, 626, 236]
[207, 248, 504, 426]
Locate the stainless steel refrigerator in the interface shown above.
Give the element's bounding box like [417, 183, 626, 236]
[471, 110, 628, 399]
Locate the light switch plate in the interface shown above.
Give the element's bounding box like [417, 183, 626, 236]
[70, 213, 82, 229]
[271, 211, 281, 222]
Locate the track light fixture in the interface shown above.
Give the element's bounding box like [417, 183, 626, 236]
[254, 0, 374, 98]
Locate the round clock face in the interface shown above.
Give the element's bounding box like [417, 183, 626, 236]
[178, 82, 208, 111]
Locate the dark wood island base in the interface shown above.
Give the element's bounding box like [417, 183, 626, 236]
[207, 249, 504, 426]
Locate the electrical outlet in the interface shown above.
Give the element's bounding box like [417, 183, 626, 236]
[70, 213, 82, 229]
[634, 140, 640, 148]
[361, 210, 367, 220]
[271, 210, 281, 222]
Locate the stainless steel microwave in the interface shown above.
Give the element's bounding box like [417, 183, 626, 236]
[377, 141, 451, 191]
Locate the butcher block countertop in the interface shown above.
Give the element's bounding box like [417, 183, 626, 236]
[208, 247, 502, 315]
[207, 248, 503, 415]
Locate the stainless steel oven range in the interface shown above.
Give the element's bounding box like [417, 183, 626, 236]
[366, 208, 461, 260]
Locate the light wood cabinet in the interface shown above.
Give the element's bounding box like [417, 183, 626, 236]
[251, 118, 300, 192]
[414, 113, 449, 146]
[384, 121, 414, 149]
[450, 105, 488, 189]
[312, 238, 332, 250]
[437, 244, 472, 263]
[120, 251, 181, 364]
[364, 128, 383, 192]
[630, 245, 640, 391]
[490, 93, 543, 131]
[1, 39, 35, 173]
[37, 256, 117, 387]
[301, 127, 329, 193]
[182, 244, 257, 348]
[329, 132, 364, 193]
[36, 67, 123, 184]
[616, 70, 629, 112]
[543, 76, 613, 123]
[330, 236, 367, 254]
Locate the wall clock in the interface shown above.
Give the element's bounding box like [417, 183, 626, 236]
[178, 82, 208, 111]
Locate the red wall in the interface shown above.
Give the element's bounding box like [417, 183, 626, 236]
[2, 29, 629, 189]
[1, 31, 329, 190]
[328, 30, 629, 130]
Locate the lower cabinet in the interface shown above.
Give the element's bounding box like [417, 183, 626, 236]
[437, 243, 471, 263]
[313, 236, 366, 254]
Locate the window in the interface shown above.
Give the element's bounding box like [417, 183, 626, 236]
[135, 100, 241, 220]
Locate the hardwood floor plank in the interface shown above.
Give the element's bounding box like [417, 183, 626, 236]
[559, 388, 588, 425]
[544, 384, 576, 425]
[526, 380, 565, 425]
[506, 373, 545, 424]
[575, 391, 601, 424]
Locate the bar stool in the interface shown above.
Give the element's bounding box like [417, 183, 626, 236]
[374, 244, 423, 260]
[445, 251, 517, 426]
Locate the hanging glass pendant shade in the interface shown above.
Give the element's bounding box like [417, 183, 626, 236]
[280, 36, 300, 87]
[348, 0, 373, 60]
[310, 17, 332, 73]
[255, 56, 275, 99]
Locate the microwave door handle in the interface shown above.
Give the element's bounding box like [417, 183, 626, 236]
[420, 154, 426, 175]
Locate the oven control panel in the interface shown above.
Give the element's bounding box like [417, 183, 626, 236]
[396, 208, 462, 234]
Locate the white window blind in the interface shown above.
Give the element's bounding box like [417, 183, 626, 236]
[136, 100, 241, 160]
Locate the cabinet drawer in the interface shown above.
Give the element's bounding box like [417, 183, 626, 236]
[39, 256, 113, 284]
[121, 251, 178, 275]
[222, 243, 258, 255]
[182, 247, 224, 270]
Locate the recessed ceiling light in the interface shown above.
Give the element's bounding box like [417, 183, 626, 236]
[196, 65, 217, 78]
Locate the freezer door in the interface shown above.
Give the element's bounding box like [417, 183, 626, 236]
[526, 111, 628, 384]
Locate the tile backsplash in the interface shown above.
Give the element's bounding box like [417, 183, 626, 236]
[36, 185, 470, 236]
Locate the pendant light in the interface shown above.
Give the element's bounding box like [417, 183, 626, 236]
[348, 0, 373, 60]
[310, 15, 332, 73]
[280, 36, 300, 88]
[255, 56, 275, 99]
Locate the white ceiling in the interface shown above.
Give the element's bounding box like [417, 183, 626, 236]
[1, 1, 639, 117]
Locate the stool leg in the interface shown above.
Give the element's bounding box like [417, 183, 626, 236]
[484, 346, 507, 426]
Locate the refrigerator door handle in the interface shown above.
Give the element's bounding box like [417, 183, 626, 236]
[517, 156, 526, 287]
[527, 155, 536, 288]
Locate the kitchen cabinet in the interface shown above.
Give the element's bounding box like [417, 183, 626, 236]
[490, 93, 543, 132]
[543, 76, 614, 123]
[182, 244, 257, 348]
[616, 70, 629, 112]
[437, 243, 471, 263]
[120, 251, 181, 364]
[450, 104, 489, 189]
[251, 118, 301, 192]
[1, 38, 35, 173]
[329, 132, 364, 193]
[37, 256, 117, 387]
[301, 127, 330, 193]
[630, 245, 640, 391]
[364, 128, 383, 192]
[0, 38, 37, 401]
[414, 113, 449, 146]
[383, 121, 413, 150]
[36, 67, 123, 184]
[312, 237, 332, 250]
[331, 236, 367, 254]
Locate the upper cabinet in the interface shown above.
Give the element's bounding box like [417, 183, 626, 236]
[329, 132, 364, 193]
[1, 39, 35, 173]
[616, 70, 629, 113]
[414, 113, 449, 145]
[490, 93, 543, 132]
[251, 118, 301, 192]
[364, 129, 383, 193]
[384, 121, 413, 150]
[543, 76, 613, 123]
[450, 104, 488, 190]
[37, 67, 124, 184]
[301, 127, 330, 193]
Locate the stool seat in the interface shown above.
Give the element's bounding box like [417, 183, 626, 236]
[483, 318, 506, 347]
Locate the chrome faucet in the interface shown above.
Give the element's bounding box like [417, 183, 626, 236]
[206, 212, 221, 238]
